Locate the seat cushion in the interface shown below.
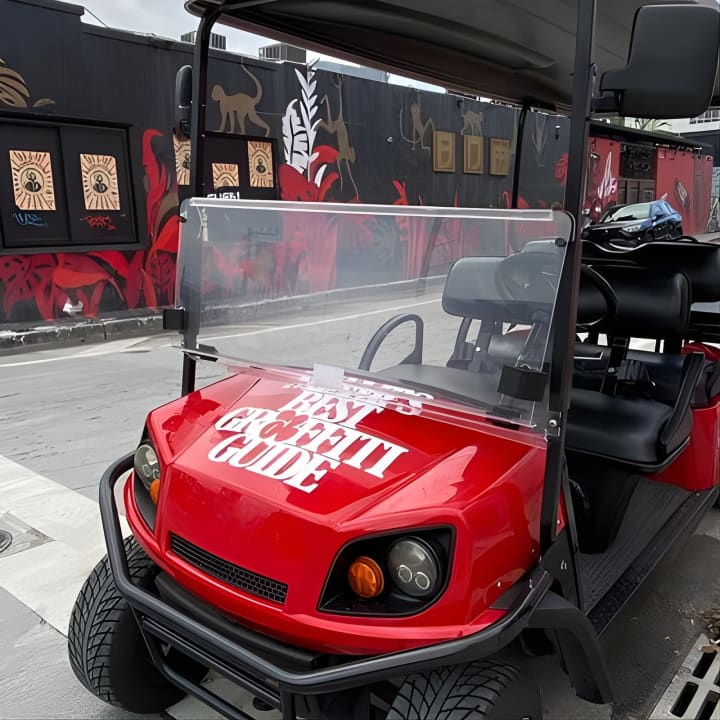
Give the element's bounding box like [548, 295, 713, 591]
[567, 388, 692, 469]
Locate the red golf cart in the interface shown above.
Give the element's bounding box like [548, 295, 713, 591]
[67, 1, 720, 718]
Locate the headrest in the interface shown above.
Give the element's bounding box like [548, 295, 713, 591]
[442, 255, 557, 324]
[442, 257, 506, 319]
[583, 240, 720, 303]
[593, 266, 690, 339]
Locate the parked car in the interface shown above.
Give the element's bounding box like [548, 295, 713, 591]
[582, 200, 683, 245]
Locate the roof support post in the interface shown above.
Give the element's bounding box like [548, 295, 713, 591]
[181, 7, 221, 397]
[539, 0, 598, 608]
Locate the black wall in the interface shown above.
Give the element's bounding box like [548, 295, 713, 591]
[0, 0, 543, 217]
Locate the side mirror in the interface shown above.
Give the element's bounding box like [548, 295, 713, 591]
[175, 65, 193, 140]
[598, 3, 719, 119]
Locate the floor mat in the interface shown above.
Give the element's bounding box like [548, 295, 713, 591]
[579, 478, 689, 611]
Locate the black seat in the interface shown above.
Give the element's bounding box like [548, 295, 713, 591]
[566, 267, 702, 472]
[567, 388, 691, 468]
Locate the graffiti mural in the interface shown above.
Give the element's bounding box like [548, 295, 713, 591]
[399, 95, 435, 153]
[551, 137, 619, 221]
[0, 129, 178, 322]
[584, 139, 619, 222]
[318, 75, 358, 197]
[656, 148, 714, 236]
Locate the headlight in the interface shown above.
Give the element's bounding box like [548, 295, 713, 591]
[622, 223, 644, 233]
[387, 537, 440, 599]
[319, 528, 453, 616]
[134, 443, 161, 504]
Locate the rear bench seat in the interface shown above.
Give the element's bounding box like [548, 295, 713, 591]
[578, 238, 720, 408]
[566, 267, 705, 472]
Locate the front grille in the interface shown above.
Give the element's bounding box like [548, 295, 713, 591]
[170, 534, 288, 604]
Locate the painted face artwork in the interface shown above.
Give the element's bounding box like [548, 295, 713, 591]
[10, 150, 56, 211]
[80, 154, 120, 211]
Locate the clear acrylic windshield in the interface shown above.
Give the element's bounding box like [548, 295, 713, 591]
[175, 198, 572, 432]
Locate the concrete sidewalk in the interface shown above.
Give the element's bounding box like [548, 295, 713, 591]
[1, 232, 718, 354]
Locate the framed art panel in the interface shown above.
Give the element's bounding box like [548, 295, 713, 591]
[433, 130, 455, 172]
[174, 133, 191, 187]
[0, 121, 71, 248]
[59, 124, 137, 245]
[202, 132, 279, 200]
[464, 135, 484, 174]
[247, 140, 274, 188]
[489, 138, 511, 175]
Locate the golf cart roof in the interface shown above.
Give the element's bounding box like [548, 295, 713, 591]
[184, 0, 720, 113]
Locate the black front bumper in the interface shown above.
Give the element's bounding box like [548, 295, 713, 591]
[100, 453, 558, 719]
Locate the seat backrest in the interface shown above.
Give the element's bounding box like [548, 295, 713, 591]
[583, 239, 720, 303]
[590, 266, 690, 340]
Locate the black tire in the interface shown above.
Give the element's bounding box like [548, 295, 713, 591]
[387, 660, 541, 720]
[68, 536, 207, 714]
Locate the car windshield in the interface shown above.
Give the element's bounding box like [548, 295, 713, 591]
[600, 203, 652, 222]
[175, 198, 572, 433]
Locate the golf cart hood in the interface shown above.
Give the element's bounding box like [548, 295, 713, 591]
[149, 367, 545, 528]
[184, 0, 720, 112]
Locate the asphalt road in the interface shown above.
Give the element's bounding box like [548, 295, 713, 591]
[0, 296, 718, 720]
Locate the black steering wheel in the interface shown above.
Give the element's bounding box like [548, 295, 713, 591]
[495, 251, 562, 305]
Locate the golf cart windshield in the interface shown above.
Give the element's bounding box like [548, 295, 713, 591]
[174, 198, 572, 432]
[601, 203, 651, 222]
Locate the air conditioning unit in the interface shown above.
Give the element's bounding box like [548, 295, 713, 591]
[181, 30, 227, 50]
[259, 43, 306, 64]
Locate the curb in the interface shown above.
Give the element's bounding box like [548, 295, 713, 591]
[0, 275, 446, 354]
[0, 313, 164, 353]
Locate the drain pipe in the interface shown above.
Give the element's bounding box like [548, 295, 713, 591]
[510, 102, 530, 208]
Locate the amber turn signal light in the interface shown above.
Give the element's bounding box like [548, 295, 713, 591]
[347, 556, 385, 599]
[149, 479, 161, 504]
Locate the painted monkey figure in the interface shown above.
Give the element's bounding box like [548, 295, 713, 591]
[318, 75, 359, 198]
[461, 109, 484, 135]
[399, 98, 434, 152]
[212, 65, 270, 136]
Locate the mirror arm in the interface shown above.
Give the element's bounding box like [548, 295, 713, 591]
[590, 93, 619, 114]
